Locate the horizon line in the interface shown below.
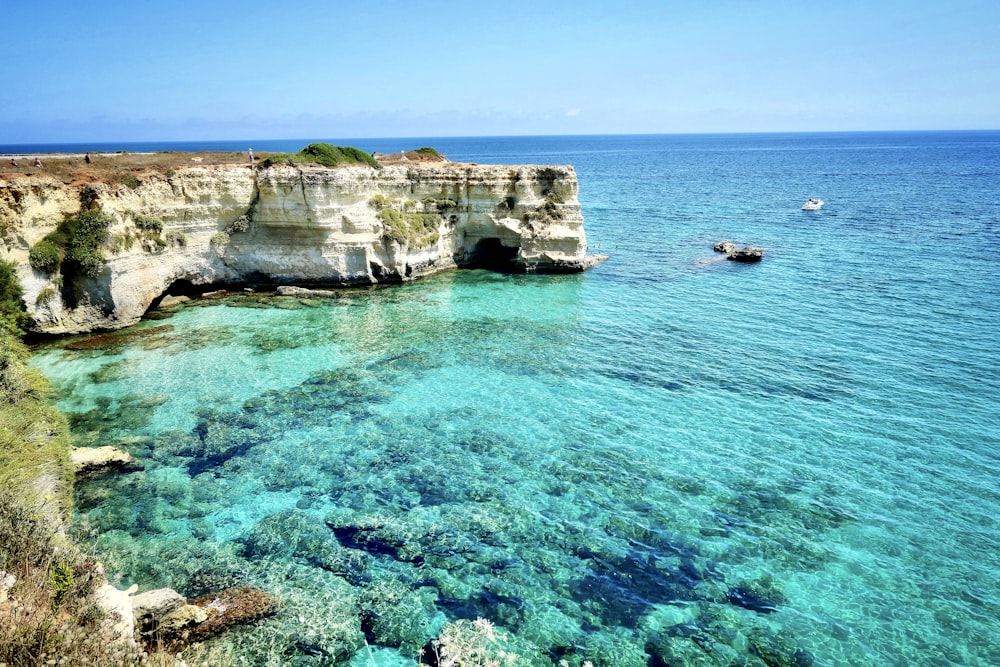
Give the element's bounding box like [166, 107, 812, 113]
[2, 128, 998, 152]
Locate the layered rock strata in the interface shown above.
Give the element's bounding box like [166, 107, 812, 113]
[0, 162, 603, 334]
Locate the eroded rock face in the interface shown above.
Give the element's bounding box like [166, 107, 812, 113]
[0, 162, 600, 334]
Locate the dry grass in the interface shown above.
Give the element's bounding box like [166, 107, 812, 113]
[0, 490, 152, 666]
[0, 332, 73, 514]
[0, 151, 258, 186]
[0, 147, 452, 186]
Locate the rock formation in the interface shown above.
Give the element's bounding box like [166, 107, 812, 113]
[713, 240, 765, 263]
[106, 584, 278, 651]
[71, 445, 141, 476]
[0, 160, 605, 335]
[729, 246, 765, 263]
[713, 240, 737, 255]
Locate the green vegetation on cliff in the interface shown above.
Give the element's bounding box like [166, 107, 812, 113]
[412, 146, 445, 159]
[28, 209, 113, 280]
[259, 143, 378, 169]
[0, 260, 32, 335]
[369, 196, 442, 248]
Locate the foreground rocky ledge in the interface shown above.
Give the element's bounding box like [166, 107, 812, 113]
[0, 155, 605, 335]
[96, 581, 278, 652]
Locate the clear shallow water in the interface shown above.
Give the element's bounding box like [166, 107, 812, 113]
[31, 133, 1000, 666]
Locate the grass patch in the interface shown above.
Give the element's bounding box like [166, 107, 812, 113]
[532, 191, 566, 225]
[133, 215, 163, 233]
[0, 332, 72, 512]
[373, 198, 442, 248]
[412, 147, 445, 159]
[165, 230, 188, 247]
[259, 143, 378, 169]
[64, 210, 113, 278]
[35, 286, 58, 307]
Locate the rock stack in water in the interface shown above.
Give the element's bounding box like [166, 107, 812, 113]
[714, 240, 765, 263]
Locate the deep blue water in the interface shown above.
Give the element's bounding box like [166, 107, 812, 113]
[30, 132, 1000, 666]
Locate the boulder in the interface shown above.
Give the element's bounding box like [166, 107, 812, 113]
[159, 603, 209, 632]
[712, 240, 765, 263]
[156, 585, 279, 650]
[713, 240, 737, 254]
[184, 585, 279, 641]
[131, 587, 186, 634]
[728, 246, 765, 262]
[71, 446, 141, 476]
[157, 294, 191, 309]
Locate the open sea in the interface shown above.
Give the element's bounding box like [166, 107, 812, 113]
[27, 132, 1000, 666]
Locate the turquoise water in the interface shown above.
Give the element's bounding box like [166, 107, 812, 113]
[31, 133, 1000, 666]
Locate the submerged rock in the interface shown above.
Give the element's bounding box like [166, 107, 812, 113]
[71, 445, 141, 476]
[179, 585, 279, 643]
[130, 584, 278, 650]
[277, 285, 342, 298]
[157, 294, 191, 308]
[726, 585, 780, 614]
[159, 603, 209, 633]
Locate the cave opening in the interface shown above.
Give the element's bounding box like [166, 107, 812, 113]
[147, 279, 203, 312]
[468, 238, 519, 271]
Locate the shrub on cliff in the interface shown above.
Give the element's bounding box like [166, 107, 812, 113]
[0, 261, 31, 336]
[30, 210, 114, 283]
[413, 147, 445, 160]
[259, 143, 378, 169]
[29, 239, 61, 275]
[63, 210, 113, 279]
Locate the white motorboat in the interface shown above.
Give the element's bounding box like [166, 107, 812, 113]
[802, 198, 824, 210]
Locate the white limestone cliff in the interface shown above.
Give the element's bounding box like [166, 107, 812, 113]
[0, 161, 603, 335]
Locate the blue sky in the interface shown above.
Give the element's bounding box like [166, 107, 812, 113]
[2, 0, 998, 142]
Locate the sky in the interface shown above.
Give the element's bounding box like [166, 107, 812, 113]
[2, 0, 998, 143]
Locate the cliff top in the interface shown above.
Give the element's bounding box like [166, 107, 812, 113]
[0, 146, 454, 186]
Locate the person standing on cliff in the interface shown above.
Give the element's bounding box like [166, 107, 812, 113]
[85, 152, 92, 164]
[248, 148, 254, 166]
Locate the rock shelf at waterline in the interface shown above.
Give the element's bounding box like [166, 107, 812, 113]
[0, 147, 606, 335]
